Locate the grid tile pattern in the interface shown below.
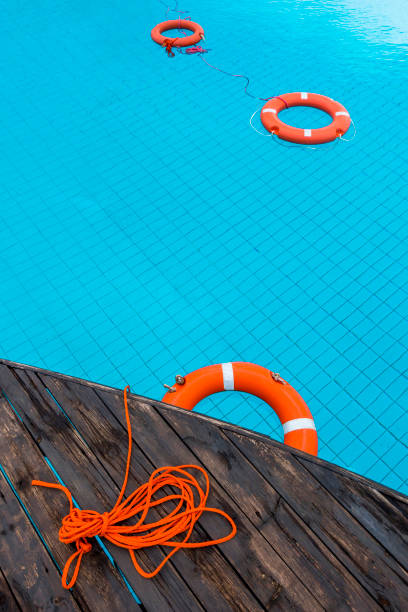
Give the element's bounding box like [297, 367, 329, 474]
[0, 0, 407, 493]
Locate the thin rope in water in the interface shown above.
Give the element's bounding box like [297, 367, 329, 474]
[339, 117, 357, 142]
[158, 1, 353, 144]
[271, 134, 340, 151]
[157, 0, 285, 103]
[199, 55, 287, 103]
[32, 386, 237, 589]
[249, 107, 274, 136]
[158, 0, 189, 19]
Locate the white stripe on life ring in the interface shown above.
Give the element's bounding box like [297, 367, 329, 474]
[262, 108, 277, 114]
[301, 92, 308, 100]
[335, 111, 349, 116]
[282, 418, 316, 434]
[221, 363, 234, 390]
[304, 129, 312, 137]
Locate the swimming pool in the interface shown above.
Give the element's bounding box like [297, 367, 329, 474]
[0, 0, 407, 494]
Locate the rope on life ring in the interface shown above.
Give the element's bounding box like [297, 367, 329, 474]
[151, 19, 204, 53]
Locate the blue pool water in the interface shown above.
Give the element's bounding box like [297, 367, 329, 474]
[0, 0, 407, 494]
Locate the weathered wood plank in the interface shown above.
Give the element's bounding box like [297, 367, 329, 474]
[226, 429, 408, 611]
[148, 400, 408, 506]
[40, 374, 265, 612]
[0, 365, 177, 611]
[297, 455, 408, 571]
[0, 568, 21, 612]
[160, 403, 382, 612]
[0, 470, 79, 612]
[1, 364, 207, 612]
[2, 359, 406, 505]
[94, 386, 326, 612]
[382, 493, 408, 517]
[2, 360, 407, 612]
[0, 386, 139, 612]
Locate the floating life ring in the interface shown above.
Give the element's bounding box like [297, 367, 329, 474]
[151, 20, 204, 52]
[261, 92, 351, 144]
[162, 362, 318, 455]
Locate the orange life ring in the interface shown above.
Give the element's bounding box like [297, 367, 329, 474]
[261, 92, 351, 144]
[162, 362, 318, 455]
[151, 20, 204, 49]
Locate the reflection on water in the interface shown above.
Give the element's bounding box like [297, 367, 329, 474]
[291, 0, 408, 47]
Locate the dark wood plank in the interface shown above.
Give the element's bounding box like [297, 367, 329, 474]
[159, 402, 382, 612]
[226, 429, 408, 612]
[2, 359, 407, 612]
[0, 368, 143, 612]
[0, 470, 79, 612]
[382, 493, 408, 517]
[3, 359, 406, 506]
[297, 455, 408, 571]
[95, 386, 327, 612]
[0, 568, 21, 612]
[148, 399, 408, 506]
[0, 363, 203, 612]
[41, 374, 267, 612]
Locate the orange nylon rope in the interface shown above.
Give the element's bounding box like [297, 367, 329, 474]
[32, 386, 237, 589]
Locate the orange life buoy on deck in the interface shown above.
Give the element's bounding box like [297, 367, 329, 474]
[261, 92, 351, 144]
[162, 362, 318, 455]
[151, 20, 204, 50]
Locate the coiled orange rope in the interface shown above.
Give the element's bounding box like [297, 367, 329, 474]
[32, 386, 237, 589]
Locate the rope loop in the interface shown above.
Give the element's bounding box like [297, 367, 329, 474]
[183, 45, 208, 54]
[61, 538, 92, 589]
[339, 117, 357, 142]
[32, 386, 236, 588]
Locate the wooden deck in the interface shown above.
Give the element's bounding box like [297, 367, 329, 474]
[0, 359, 407, 611]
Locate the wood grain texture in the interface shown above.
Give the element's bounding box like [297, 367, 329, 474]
[297, 454, 408, 571]
[227, 429, 408, 612]
[1, 359, 407, 612]
[0, 568, 21, 612]
[160, 402, 382, 612]
[41, 374, 264, 612]
[0, 364, 200, 612]
[0, 369, 139, 612]
[1, 359, 406, 503]
[0, 471, 79, 612]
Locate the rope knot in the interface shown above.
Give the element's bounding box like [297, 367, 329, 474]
[78, 539, 92, 554]
[59, 507, 112, 545]
[100, 512, 110, 538]
[162, 38, 176, 57]
[184, 45, 208, 55]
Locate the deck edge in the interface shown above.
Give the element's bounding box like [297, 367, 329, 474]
[1, 358, 407, 503]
